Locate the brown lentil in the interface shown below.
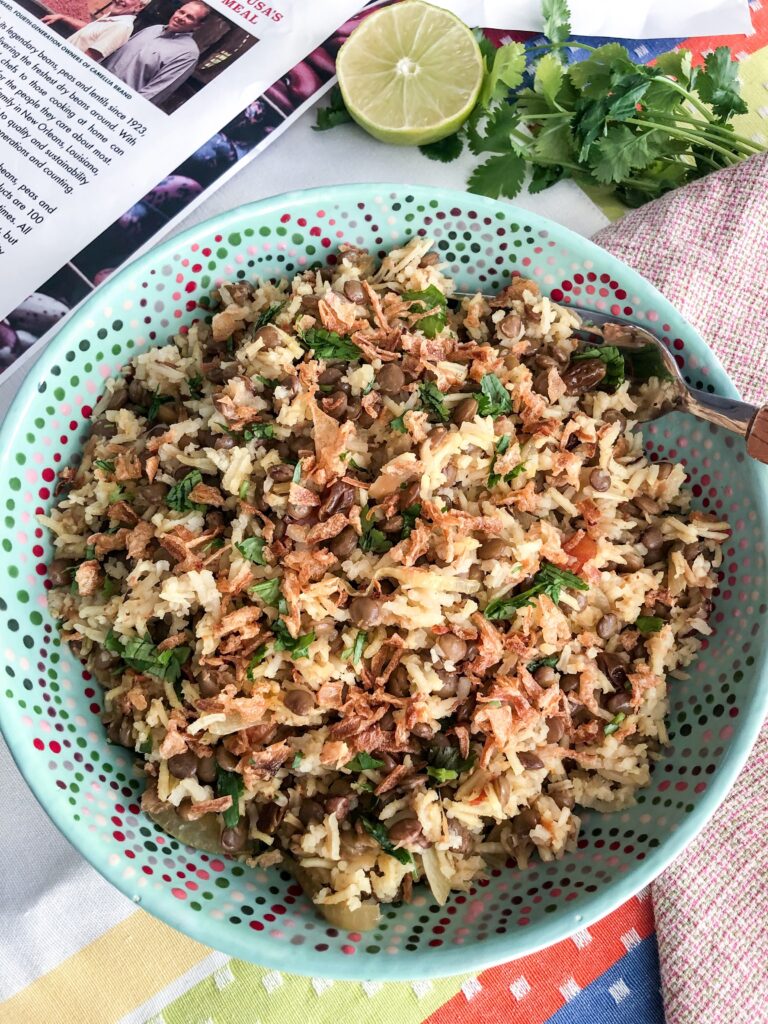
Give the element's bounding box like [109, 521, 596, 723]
[168, 751, 198, 779]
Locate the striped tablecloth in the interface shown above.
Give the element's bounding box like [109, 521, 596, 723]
[2, 6, 768, 1023]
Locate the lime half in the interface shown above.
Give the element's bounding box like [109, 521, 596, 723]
[336, 0, 483, 146]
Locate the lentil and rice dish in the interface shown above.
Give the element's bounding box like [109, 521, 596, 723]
[42, 238, 728, 928]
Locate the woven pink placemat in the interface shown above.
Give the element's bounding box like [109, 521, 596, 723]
[594, 154, 768, 1024]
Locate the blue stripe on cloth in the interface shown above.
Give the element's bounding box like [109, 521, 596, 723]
[565, 36, 687, 63]
[520, 34, 686, 65]
[546, 934, 665, 1024]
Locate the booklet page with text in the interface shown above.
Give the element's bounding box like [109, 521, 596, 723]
[0, 0, 362, 322]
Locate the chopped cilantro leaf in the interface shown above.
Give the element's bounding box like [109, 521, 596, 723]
[244, 423, 275, 441]
[216, 767, 244, 827]
[359, 505, 392, 554]
[427, 766, 458, 783]
[635, 615, 664, 634]
[254, 302, 285, 330]
[342, 630, 368, 666]
[291, 751, 304, 770]
[360, 816, 414, 865]
[345, 752, 383, 771]
[104, 629, 124, 654]
[272, 620, 315, 659]
[167, 471, 204, 514]
[340, 451, 363, 471]
[401, 285, 447, 339]
[485, 561, 588, 621]
[146, 391, 173, 423]
[604, 711, 627, 736]
[250, 577, 281, 605]
[488, 436, 526, 488]
[104, 630, 190, 683]
[400, 502, 422, 540]
[426, 743, 476, 775]
[246, 644, 269, 678]
[236, 537, 266, 565]
[487, 435, 509, 487]
[187, 375, 204, 400]
[477, 373, 512, 418]
[527, 653, 560, 673]
[299, 326, 362, 361]
[94, 459, 115, 473]
[418, 380, 449, 424]
[391, 413, 407, 434]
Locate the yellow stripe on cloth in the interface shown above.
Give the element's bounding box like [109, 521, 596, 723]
[0, 909, 210, 1024]
[158, 959, 469, 1024]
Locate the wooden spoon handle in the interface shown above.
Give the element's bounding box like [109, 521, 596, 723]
[746, 406, 768, 464]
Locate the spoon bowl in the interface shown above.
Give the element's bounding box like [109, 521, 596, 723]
[456, 292, 768, 460]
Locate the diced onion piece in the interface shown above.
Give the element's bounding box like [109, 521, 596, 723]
[420, 846, 451, 905]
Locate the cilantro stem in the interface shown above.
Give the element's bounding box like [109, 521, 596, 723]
[524, 40, 597, 56]
[657, 78, 717, 124]
[625, 118, 740, 163]
[524, 154, 583, 174]
[517, 108, 759, 159]
[650, 110, 764, 154]
[508, 127, 533, 145]
[516, 111, 571, 120]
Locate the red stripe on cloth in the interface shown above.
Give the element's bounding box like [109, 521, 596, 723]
[666, 3, 768, 64]
[426, 896, 655, 1024]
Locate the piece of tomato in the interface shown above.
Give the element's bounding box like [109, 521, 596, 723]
[563, 533, 598, 570]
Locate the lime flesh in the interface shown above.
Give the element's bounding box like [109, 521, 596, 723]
[336, 0, 483, 146]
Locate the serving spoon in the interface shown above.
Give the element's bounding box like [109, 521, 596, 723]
[457, 297, 768, 465]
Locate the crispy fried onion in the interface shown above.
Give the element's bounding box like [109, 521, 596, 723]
[239, 741, 292, 786]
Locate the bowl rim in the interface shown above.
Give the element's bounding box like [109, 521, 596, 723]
[2, 182, 767, 981]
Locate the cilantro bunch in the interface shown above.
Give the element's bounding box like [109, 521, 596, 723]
[440, 0, 762, 207]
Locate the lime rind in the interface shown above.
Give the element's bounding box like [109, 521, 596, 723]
[337, 0, 484, 146]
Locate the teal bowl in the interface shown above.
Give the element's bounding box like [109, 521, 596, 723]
[1, 184, 766, 980]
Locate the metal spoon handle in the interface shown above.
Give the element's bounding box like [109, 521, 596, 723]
[684, 388, 757, 435]
[684, 390, 768, 463]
